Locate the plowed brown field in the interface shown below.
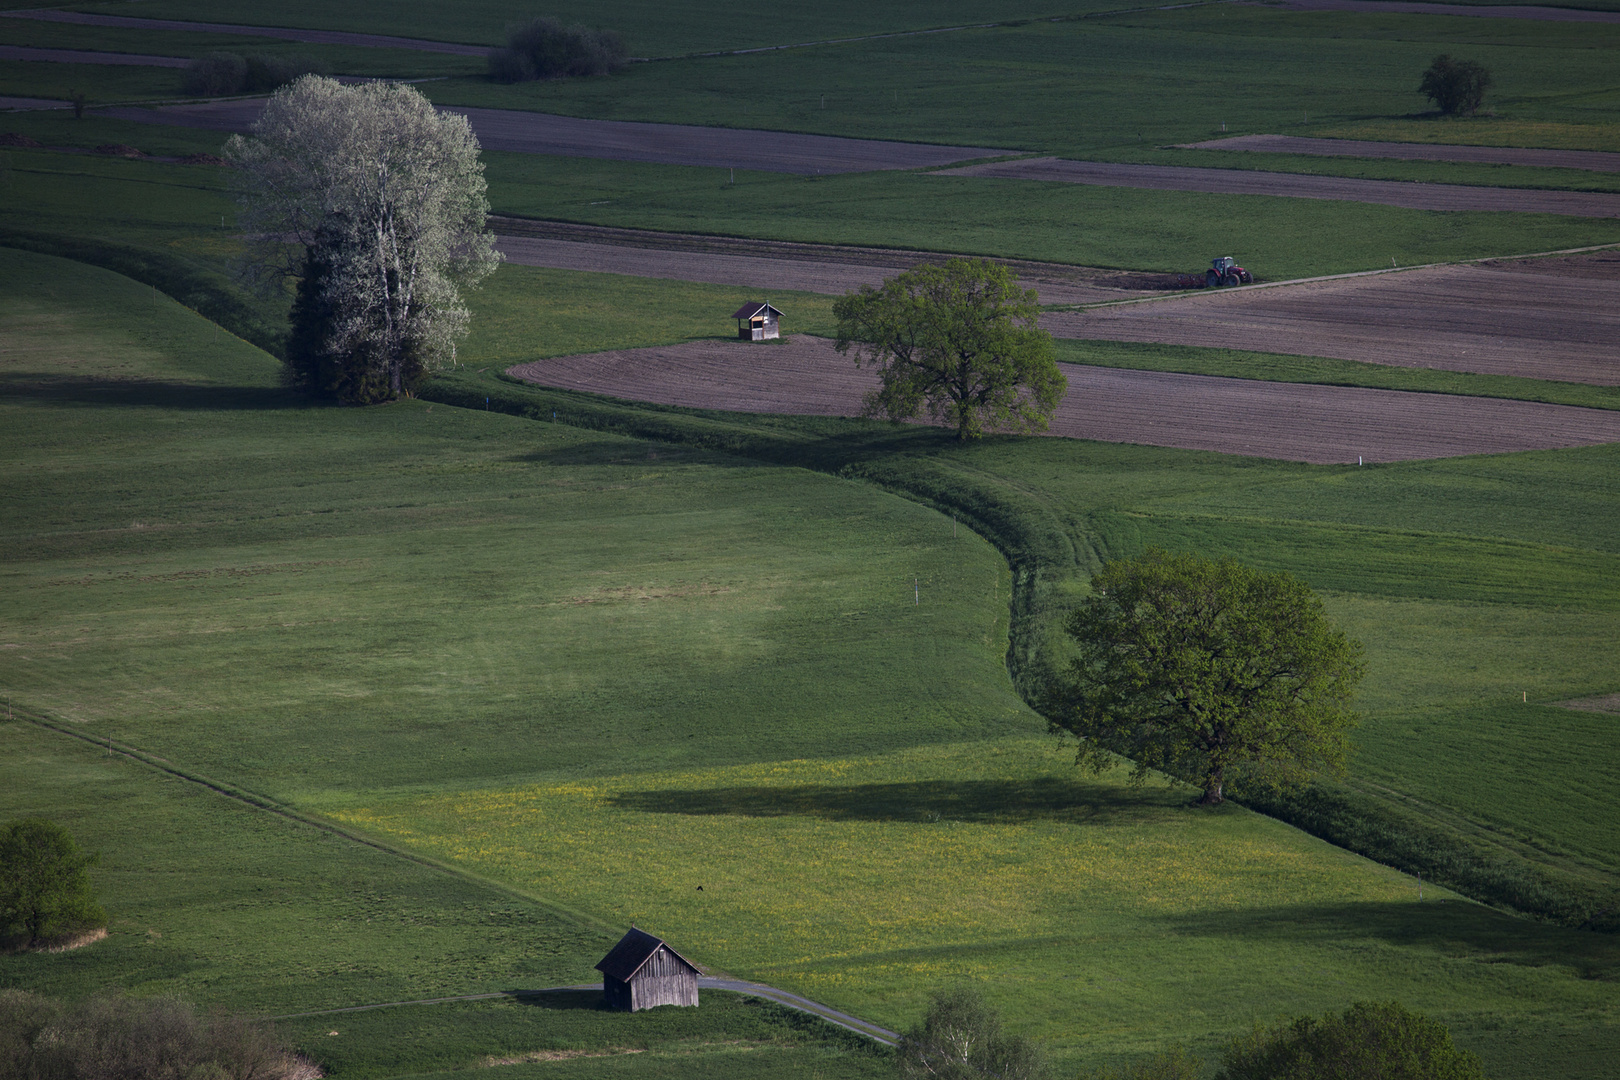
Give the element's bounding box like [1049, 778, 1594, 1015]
[1048, 253, 1620, 385]
[507, 336, 1620, 463]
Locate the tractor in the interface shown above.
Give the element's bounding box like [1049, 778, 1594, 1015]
[1174, 256, 1253, 289]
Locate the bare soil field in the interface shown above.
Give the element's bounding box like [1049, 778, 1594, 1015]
[1178, 134, 1620, 173]
[1274, 0, 1620, 22]
[507, 335, 1620, 463]
[0, 44, 187, 67]
[941, 157, 1620, 217]
[100, 100, 1002, 174]
[0, 10, 489, 56]
[1049, 253, 1620, 385]
[493, 220, 1150, 304]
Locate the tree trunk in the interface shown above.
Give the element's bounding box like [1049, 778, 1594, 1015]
[1198, 778, 1224, 805]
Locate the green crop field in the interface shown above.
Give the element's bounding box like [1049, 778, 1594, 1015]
[5, 243, 1620, 1078]
[4, 1, 1620, 1076]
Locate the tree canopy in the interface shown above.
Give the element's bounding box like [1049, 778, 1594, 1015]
[1216, 1001, 1487, 1080]
[0, 818, 105, 946]
[834, 258, 1065, 440]
[226, 77, 501, 403]
[897, 986, 1047, 1080]
[1419, 55, 1491, 117]
[1049, 549, 1364, 804]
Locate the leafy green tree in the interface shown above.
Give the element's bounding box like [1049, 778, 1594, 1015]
[0, 819, 105, 946]
[1216, 1001, 1488, 1080]
[1049, 549, 1364, 804]
[834, 258, 1066, 440]
[1419, 55, 1492, 117]
[897, 986, 1046, 1080]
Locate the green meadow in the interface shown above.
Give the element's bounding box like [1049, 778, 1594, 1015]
[4, 245, 1620, 1077]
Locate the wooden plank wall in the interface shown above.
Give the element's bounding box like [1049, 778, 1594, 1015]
[629, 946, 699, 1009]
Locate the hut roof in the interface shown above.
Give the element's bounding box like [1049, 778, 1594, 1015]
[732, 301, 783, 320]
[595, 928, 701, 982]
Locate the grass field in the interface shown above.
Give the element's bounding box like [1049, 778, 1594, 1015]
[5, 247, 1619, 1078]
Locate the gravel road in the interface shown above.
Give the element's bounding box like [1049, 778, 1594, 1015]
[941, 157, 1620, 217]
[0, 44, 188, 67]
[1177, 134, 1620, 174]
[508, 335, 1620, 462]
[1274, 0, 1620, 21]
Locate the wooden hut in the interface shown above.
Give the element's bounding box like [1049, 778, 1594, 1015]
[596, 927, 701, 1012]
[732, 301, 783, 341]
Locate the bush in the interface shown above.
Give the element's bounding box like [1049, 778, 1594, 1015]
[0, 990, 319, 1080]
[1083, 1047, 1204, 1080]
[182, 51, 329, 97]
[1418, 55, 1491, 117]
[487, 17, 628, 82]
[1215, 1001, 1487, 1080]
[897, 986, 1046, 1080]
[0, 819, 105, 948]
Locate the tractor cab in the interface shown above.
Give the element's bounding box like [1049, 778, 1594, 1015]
[1212, 256, 1236, 274]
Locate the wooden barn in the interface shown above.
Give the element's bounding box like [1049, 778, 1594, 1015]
[595, 927, 701, 1012]
[732, 301, 783, 341]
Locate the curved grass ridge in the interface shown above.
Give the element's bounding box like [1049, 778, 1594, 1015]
[420, 368, 1620, 932]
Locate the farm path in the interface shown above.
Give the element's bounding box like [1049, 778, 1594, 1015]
[0, 44, 188, 67]
[1051, 253, 1620, 385]
[492, 219, 1152, 305]
[507, 335, 1620, 462]
[1273, 0, 1620, 21]
[0, 95, 64, 110]
[271, 980, 899, 1046]
[1178, 134, 1620, 174]
[0, 9, 489, 56]
[98, 98, 1003, 174]
[940, 157, 1620, 217]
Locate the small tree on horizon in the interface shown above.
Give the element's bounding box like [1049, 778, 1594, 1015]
[1419, 55, 1492, 117]
[0, 818, 105, 947]
[1048, 549, 1365, 805]
[834, 259, 1066, 441]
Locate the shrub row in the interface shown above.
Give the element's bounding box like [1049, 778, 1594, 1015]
[182, 53, 330, 98]
[487, 17, 627, 83]
[0, 990, 316, 1080]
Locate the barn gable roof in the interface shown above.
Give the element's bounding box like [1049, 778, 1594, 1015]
[732, 301, 783, 320]
[595, 928, 701, 982]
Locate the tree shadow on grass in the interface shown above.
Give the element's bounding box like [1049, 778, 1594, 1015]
[0, 372, 302, 410]
[609, 777, 1188, 826]
[1152, 899, 1620, 976]
[510, 439, 767, 469]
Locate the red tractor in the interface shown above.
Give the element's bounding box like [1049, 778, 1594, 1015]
[1173, 256, 1253, 289]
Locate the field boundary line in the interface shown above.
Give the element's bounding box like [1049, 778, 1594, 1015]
[1066, 241, 1620, 310]
[9, 705, 618, 935]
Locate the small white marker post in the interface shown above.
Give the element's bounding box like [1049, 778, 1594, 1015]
[1358, 456, 1363, 466]
[914, 577, 919, 606]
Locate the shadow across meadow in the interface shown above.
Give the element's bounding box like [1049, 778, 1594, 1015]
[1152, 899, 1620, 979]
[0, 372, 301, 411]
[609, 777, 1188, 825]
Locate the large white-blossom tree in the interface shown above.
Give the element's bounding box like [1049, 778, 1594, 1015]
[226, 76, 501, 402]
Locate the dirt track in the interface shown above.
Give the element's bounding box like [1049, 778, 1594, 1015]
[0, 45, 188, 67]
[1178, 135, 1620, 174]
[0, 9, 489, 55]
[100, 99, 1002, 174]
[507, 336, 1620, 463]
[942, 157, 1620, 217]
[1274, 0, 1620, 21]
[493, 221, 1148, 304]
[1049, 253, 1620, 385]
